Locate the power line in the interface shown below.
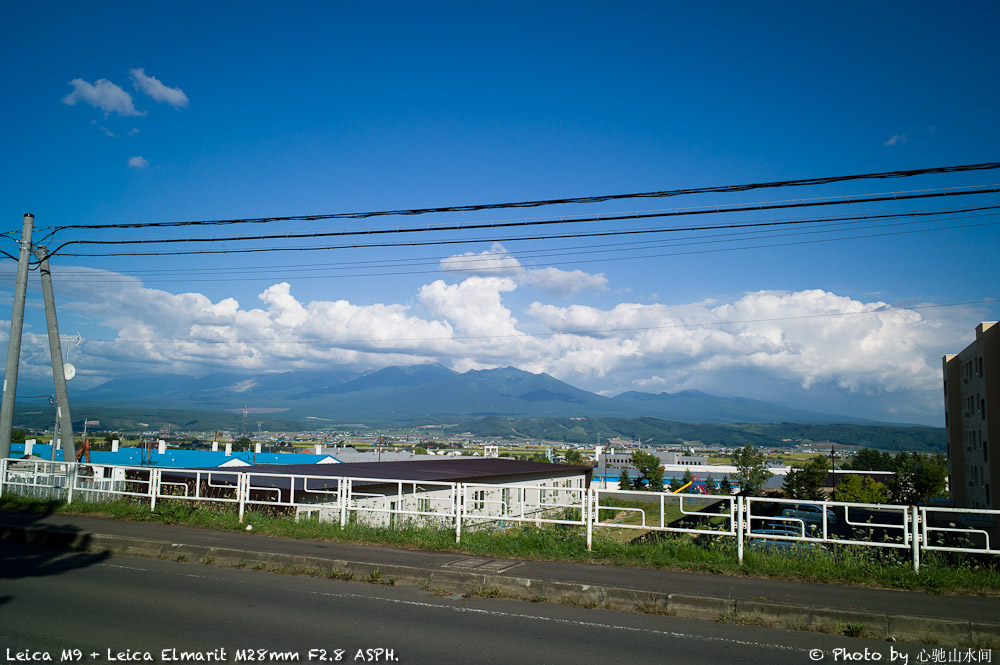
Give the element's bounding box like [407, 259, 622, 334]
[44, 186, 1000, 258]
[35, 161, 1000, 233]
[22, 210, 1000, 284]
[27, 201, 1000, 278]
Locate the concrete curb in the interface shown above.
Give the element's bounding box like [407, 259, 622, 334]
[3, 524, 998, 648]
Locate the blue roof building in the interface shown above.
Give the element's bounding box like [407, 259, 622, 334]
[8, 443, 336, 468]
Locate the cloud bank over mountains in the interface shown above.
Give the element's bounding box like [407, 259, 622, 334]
[7, 253, 969, 425]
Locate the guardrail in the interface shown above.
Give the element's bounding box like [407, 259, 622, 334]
[2, 457, 997, 571]
[920, 506, 1000, 556]
[458, 482, 587, 543]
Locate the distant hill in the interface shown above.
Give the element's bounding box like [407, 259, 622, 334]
[446, 416, 946, 453]
[56, 363, 899, 426]
[11, 405, 306, 434]
[611, 389, 879, 425]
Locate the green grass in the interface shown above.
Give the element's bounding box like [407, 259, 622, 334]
[2, 494, 997, 595]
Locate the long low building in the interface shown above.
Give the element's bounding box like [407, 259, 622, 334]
[153, 458, 594, 527]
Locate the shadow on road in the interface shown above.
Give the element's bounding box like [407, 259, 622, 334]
[0, 505, 111, 580]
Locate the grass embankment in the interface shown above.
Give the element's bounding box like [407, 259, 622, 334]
[2, 493, 997, 596]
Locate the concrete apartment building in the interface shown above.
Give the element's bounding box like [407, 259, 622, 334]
[943, 322, 998, 509]
[596, 448, 708, 472]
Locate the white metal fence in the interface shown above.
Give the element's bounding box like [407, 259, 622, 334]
[2, 457, 997, 571]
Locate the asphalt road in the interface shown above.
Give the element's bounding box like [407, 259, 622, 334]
[0, 542, 965, 665]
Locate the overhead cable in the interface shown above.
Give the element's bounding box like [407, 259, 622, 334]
[36, 161, 1000, 233]
[47, 189, 1000, 258]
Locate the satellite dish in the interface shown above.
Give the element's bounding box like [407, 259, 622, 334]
[63, 363, 76, 381]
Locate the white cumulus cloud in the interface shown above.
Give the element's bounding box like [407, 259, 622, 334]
[884, 133, 908, 146]
[130, 68, 189, 108]
[440, 243, 607, 297]
[30, 262, 978, 425]
[63, 78, 143, 116]
[127, 156, 148, 169]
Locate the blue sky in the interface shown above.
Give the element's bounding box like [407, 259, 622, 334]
[1, 2, 998, 426]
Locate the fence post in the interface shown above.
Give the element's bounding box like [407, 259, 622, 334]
[736, 496, 744, 564]
[66, 462, 76, 505]
[238, 473, 247, 523]
[911, 506, 920, 573]
[0, 458, 7, 498]
[586, 488, 593, 551]
[339, 478, 347, 528]
[150, 469, 159, 511]
[455, 483, 463, 544]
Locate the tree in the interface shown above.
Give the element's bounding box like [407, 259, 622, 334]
[719, 475, 733, 496]
[11, 429, 25, 444]
[730, 444, 773, 496]
[630, 450, 664, 492]
[618, 470, 633, 491]
[833, 475, 889, 504]
[680, 468, 694, 492]
[848, 448, 895, 472]
[888, 452, 947, 505]
[782, 455, 829, 500]
[412, 446, 429, 455]
[564, 449, 585, 465]
[235, 436, 252, 451]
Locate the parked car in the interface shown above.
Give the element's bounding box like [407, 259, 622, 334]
[780, 504, 837, 526]
[762, 520, 807, 536]
[748, 528, 821, 551]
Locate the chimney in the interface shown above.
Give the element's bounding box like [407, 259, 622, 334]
[225, 442, 232, 456]
[255, 443, 261, 454]
[25, 439, 34, 455]
[212, 441, 219, 452]
[111, 439, 119, 452]
[158, 440, 166, 455]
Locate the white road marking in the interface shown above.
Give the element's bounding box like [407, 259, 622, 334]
[96, 560, 805, 653]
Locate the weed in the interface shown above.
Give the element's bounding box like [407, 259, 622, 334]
[235, 560, 247, 568]
[843, 623, 866, 638]
[368, 569, 382, 584]
[252, 562, 265, 571]
[174, 554, 187, 562]
[718, 614, 773, 628]
[469, 584, 502, 598]
[202, 556, 215, 565]
[328, 568, 353, 580]
[634, 602, 670, 615]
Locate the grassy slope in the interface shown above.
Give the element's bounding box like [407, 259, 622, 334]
[1, 494, 993, 596]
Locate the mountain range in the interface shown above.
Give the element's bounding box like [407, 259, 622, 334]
[58, 364, 887, 426]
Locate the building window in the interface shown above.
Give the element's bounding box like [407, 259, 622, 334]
[985, 440, 989, 463]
